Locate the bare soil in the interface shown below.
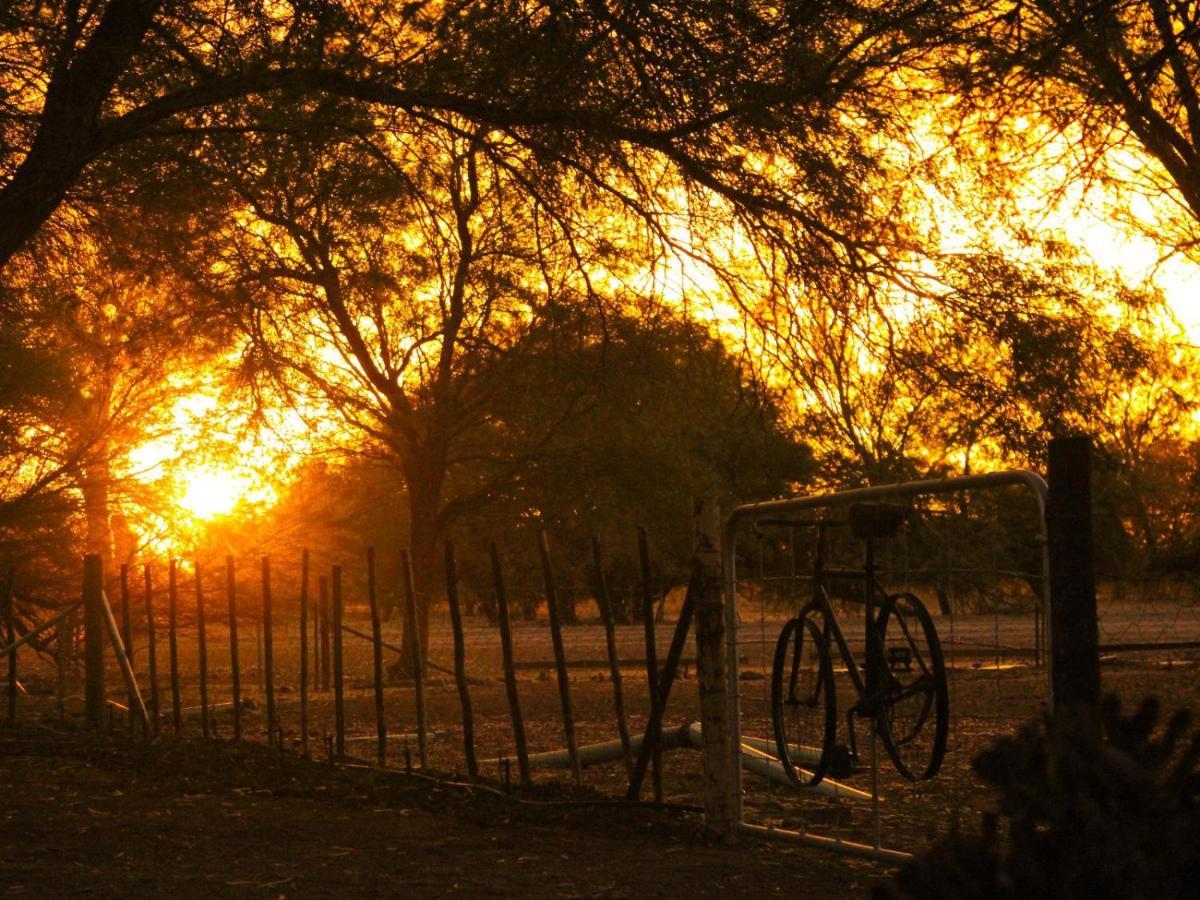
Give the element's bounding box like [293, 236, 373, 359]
[5, 607, 1200, 898]
[1, 724, 886, 898]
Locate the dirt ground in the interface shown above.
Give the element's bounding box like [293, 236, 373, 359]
[5, 605, 1200, 898]
[0, 724, 887, 898]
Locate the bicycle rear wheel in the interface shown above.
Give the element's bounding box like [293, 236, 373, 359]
[771, 612, 836, 786]
[874, 592, 949, 781]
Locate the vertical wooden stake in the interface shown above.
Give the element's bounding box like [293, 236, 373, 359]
[299, 549, 310, 759]
[255, 619, 263, 695]
[444, 541, 478, 778]
[311, 570, 320, 691]
[693, 497, 736, 838]
[56, 622, 66, 720]
[195, 561, 209, 739]
[627, 562, 700, 801]
[591, 537, 633, 776]
[83, 554, 105, 729]
[332, 565, 345, 759]
[368, 547, 386, 768]
[143, 564, 159, 735]
[167, 559, 182, 735]
[99, 587, 150, 731]
[490, 543, 530, 787]
[400, 549, 429, 769]
[539, 530, 582, 786]
[227, 555, 241, 743]
[637, 527, 663, 802]
[3, 566, 16, 726]
[1047, 435, 1101, 726]
[319, 575, 331, 693]
[262, 556, 276, 748]
[119, 564, 135, 735]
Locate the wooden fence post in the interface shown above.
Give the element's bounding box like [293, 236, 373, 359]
[299, 549, 310, 758]
[195, 562, 209, 739]
[262, 556, 276, 747]
[637, 527, 663, 801]
[444, 541, 478, 778]
[4, 566, 16, 725]
[1046, 435, 1101, 726]
[332, 565, 345, 759]
[120, 565, 135, 735]
[227, 555, 241, 743]
[539, 530, 581, 787]
[83, 554, 105, 729]
[490, 543, 530, 787]
[168, 559, 182, 735]
[319, 575, 331, 693]
[400, 549, 429, 769]
[693, 497, 735, 840]
[143, 564, 159, 735]
[368, 547, 386, 768]
[626, 562, 699, 801]
[591, 536, 633, 776]
[98, 584, 150, 732]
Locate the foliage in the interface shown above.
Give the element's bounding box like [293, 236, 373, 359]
[881, 694, 1200, 900]
[948, 1, 1200, 263]
[758, 236, 1170, 487]
[448, 304, 813, 620]
[2, 0, 1200, 628]
[0, 0, 959, 283]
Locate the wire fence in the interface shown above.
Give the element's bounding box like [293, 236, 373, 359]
[0, 537, 711, 807]
[729, 477, 1052, 856]
[4, 485, 1200, 859]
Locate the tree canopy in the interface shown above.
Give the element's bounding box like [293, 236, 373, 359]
[2, 1, 1200, 624]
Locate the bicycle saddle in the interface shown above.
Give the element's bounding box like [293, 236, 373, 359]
[848, 502, 906, 540]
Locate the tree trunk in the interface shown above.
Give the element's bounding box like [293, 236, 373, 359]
[78, 453, 114, 578]
[0, 0, 162, 269]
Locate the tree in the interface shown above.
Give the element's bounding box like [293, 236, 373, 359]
[953, 0, 1200, 260]
[745, 238, 1168, 487]
[0, 0, 964, 286]
[146, 104, 656, 658]
[0, 208, 224, 591]
[449, 304, 813, 622]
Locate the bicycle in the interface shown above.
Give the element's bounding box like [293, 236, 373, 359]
[769, 502, 949, 786]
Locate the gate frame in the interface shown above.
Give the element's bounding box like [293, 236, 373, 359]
[717, 469, 1050, 855]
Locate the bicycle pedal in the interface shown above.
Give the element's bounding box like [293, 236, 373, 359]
[828, 743, 854, 778]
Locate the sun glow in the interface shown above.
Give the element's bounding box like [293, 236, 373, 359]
[118, 362, 330, 556]
[178, 469, 254, 520]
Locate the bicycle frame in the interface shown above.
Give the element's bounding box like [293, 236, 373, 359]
[799, 522, 902, 760]
[725, 469, 1049, 860]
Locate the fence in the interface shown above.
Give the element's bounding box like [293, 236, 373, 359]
[0, 531, 724, 806]
[723, 469, 1051, 860]
[3, 437, 1180, 862]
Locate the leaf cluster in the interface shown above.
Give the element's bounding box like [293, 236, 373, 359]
[883, 694, 1200, 900]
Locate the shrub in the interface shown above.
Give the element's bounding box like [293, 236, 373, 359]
[880, 695, 1200, 900]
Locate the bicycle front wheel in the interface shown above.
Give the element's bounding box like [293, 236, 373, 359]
[771, 612, 836, 786]
[874, 592, 949, 781]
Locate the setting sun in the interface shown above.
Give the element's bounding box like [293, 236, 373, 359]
[178, 470, 246, 520]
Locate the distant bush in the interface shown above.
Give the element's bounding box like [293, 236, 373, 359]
[879, 694, 1200, 900]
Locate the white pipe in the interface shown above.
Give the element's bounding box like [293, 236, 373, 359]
[525, 721, 871, 801]
[738, 822, 913, 864]
[681, 723, 870, 801]
[527, 724, 690, 769]
[739, 734, 825, 767]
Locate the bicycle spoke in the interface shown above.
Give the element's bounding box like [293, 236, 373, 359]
[771, 614, 836, 787]
[875, 593, 949, 781]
